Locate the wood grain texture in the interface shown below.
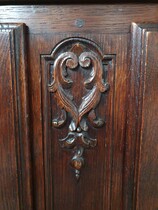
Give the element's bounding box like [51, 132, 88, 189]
[38, 31, 128, 210]
[0, 5, 158, 34]
[0, 23, 33, 210]
[125, 23, 158, 210]
[0, 5, 158, 210]
[129, 23, 158, 210]
[24, 21, 150, 210]
[43, 38, 111, 180]
[0, 0, 157, 4]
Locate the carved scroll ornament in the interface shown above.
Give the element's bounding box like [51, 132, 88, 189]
[46, 38, 110, 180]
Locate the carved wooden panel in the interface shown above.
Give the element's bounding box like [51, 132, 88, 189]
[42, 38, 112, 179]
[1, 5, 158, 210]
[0, 23, 32, 210]
[41, 35, 118, 210]
[128, 23, 158, 210]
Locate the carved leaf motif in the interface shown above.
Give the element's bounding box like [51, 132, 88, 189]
[48, 52, 79, 127]
[54, 86, 78, 124]
[46, 38, 111, 180]
[59, 132, 77, 149]
[88, 109, 105, 128]
[79, 52, 107, 92]
[79, 86, 101, 123]
[78, 52, 109, 125]
[52, 109, 67, 128]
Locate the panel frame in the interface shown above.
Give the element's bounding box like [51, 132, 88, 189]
[126, 22, 158, 210]
[0, 23, 33, 210]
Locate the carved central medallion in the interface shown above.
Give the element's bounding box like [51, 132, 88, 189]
[46, 38, 110, 180]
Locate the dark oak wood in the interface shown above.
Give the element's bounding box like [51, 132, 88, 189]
[137, 27, 158, 210]
[0, 23, 33, 209]
[41, 36, 116, 210]
[128, 23, 158, 210]
[0, 0, 157, 4]
[0, 5, 158, 34]
[42, 38, 111, 180]
[0, 5, 158, 210]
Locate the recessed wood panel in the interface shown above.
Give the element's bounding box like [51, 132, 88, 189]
[129, 23, 158, 210]
[37, 32, 129, 210]
[0, 5, 157, 210]
[0, 24, 32, 210]
[137, 25, 158, 210]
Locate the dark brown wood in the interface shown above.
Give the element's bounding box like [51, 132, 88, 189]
[0, 4, 158, 210]
[0, 0, 157, 4]
[0, 23, 32, 209]
[137, 26, 158, 210]
[42, 38, 111, 180]
[0, 5, 158, 34]
[128, 23, 158, 210]
[39, 30, 128, 210]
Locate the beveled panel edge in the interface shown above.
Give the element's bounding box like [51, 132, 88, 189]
[0, 23, 33, 210]
[125, 22, 158, 210]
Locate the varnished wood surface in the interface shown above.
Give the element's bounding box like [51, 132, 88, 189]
[126, 23, 158, 210]
[0, 24, 33, 209]
[137, 30, 158, 210]
[0, 4, 158, 210]
[0, 24, 20, 210]
[0, 0, 157, 4]
[131, 24, 158, 210]
[0, 5, 158, 34]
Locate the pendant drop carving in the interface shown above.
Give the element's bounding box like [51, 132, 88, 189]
[44, 38, 111, 180]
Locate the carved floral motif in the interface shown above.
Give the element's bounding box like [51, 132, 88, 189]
[47, 38, 110, 180]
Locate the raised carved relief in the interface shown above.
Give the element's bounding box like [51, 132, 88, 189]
[44, 38, 111, 180]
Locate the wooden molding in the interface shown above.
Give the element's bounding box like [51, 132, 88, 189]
[0, 23, 32, 209]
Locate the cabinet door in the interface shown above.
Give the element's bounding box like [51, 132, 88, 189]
[0, 24, 32, 210]
[0, 5, 158, 210]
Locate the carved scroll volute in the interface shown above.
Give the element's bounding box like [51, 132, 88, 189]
[46, 38, 110, 180]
